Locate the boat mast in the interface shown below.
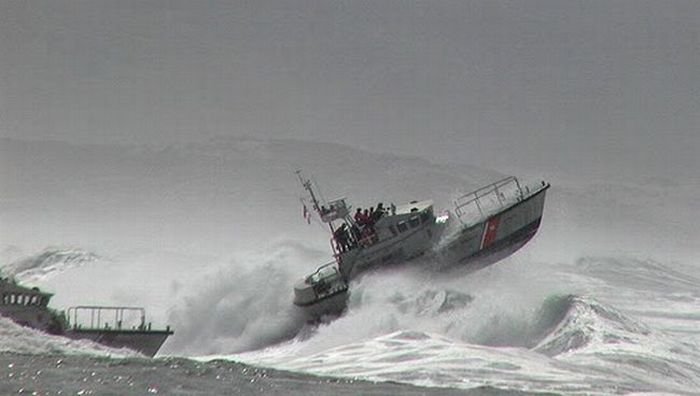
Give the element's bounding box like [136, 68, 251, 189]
[296, 170, 322, 214]
[296, 170, 336, 234]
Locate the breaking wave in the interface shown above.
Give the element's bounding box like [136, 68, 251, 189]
[3, 246, 698, 393]
[532, 294, 651, 356]
[0, 316, 137, 357]
[163, 240, 327, 355]
[235, 292, 700, 394]
[1, 248, 101, 283]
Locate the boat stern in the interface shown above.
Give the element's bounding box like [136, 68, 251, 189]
[293, 263, 349, 320]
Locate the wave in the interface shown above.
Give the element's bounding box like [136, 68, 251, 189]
[163, 240, 327, 355]
[532, 294, 652, 356]
[389, 289, 474, 317]
[2, 244, 698, 393]
[1, 248, 101, 284]
[233, 292, 700, 394]
[574, 256, 700, 293]
[167, 245, 554, 357]
[0, 316, 137, 357]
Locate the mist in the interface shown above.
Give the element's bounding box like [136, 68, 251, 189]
[2, 136, 697, 356]
[1, 1, 698, 360]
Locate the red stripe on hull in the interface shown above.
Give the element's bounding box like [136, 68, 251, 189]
[481, 216, 500, 248]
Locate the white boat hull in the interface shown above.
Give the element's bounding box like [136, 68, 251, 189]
[292, 176, 550, 321]
[436, 185, 548, 270]
[295, 289, 349, 321]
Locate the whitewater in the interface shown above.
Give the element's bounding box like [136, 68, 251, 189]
[1, 137, 699, 395]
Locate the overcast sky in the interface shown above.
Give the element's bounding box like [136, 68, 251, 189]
[1, 1, 698, 181]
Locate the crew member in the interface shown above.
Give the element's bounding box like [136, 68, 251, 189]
[333, 224, 351, 253]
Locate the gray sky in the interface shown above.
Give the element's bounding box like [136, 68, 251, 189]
[1, 1, 698, 180]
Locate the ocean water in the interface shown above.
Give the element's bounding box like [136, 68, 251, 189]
[1, 137, 699, 395]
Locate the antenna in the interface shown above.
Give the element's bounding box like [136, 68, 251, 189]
[296, 170, 336, 235]
[296, 170, 322, 214]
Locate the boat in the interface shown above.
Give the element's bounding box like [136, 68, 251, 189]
[292, 171, 550, 320]
[0, 276, 172, 357]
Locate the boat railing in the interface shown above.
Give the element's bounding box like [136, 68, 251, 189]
[320, 198, 350, 223]
[453, 176, 525, 225]
[67, 305, 150, 331]
[330, 232, 375, 260]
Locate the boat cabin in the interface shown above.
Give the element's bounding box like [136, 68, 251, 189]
[329, 199, 436, 251]
[381, 200, 436, 239]
[329, 199, 441, 278]
[0, 278, 52, 309]
[0, 277, 62, 333]
[295, 170, 444, 283]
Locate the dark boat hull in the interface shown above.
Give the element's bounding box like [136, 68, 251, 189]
[295, 289, 349, 322]
[0, 282, 173, 357]
[65, 328, 173, 357]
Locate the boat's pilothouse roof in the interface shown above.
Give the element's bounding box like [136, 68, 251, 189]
[344, 200, 434, 229]
[319, 197, 435, 227]
[392, 200, 434, 216]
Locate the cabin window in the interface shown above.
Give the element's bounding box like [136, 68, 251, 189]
[397, 221, 408, 233]
[30, 295, 39, 305]
[409, 216, 420, 228]
[1, 294, 7, 305]
[389, 225, 397, 236]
